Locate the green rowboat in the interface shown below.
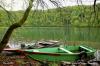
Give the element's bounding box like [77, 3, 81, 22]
[23, 45, 96, 62]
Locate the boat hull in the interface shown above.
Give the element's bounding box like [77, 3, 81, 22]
[25, 45, 96, 62]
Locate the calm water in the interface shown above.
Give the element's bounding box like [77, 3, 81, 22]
[0, 27, 100, 49]
[0, 27, 100, 48]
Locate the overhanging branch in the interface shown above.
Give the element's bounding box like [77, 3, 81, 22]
[0, 0, 34, 52]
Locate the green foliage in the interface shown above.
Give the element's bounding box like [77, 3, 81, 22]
[0, 10, 24, 26]
[0, 4, 100, 27]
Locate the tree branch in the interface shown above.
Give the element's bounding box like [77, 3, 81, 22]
[94, 0, 96, 13]
[0, 0, 34, 52]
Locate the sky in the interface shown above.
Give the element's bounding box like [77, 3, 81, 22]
[0, 0, 100, 11]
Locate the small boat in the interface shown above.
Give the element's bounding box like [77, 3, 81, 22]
[23, 45, 96, 62]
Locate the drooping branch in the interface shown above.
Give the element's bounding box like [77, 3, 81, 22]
[0, 0, 34, 52]
[94, 0, 97, 13]
[93, 0, 99, 25]
[0, 5, 13, 22]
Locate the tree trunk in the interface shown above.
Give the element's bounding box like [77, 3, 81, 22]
[0, 0, 33, 53]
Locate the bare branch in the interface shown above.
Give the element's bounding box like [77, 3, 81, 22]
[37, 0, 48, 9]
[49, 0, 62, 8]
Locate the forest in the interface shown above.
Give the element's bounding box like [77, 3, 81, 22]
[0, 3, 100, 27]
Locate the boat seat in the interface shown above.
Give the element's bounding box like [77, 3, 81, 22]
[80, 46, 93, 52]
[59, 47, 73, 54]
[32, 50, 39, 52]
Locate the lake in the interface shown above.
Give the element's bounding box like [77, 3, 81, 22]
[0, 27, 100, 48]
